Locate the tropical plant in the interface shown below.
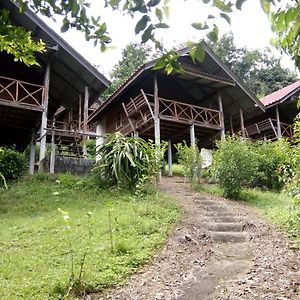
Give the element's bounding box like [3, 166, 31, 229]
[92, 132, 157, 188]
[175, 141, 202, 184]
[211, 135, 256, 199]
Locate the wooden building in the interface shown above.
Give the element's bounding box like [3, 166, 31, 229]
[0, 0, 110, 173]
[89, 42, 265, 173]
[245, 80, 300, 141]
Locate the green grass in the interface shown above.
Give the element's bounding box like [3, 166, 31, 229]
[0, 174, 180, 299]
[194, 182, 300, 245]
[165, 164, 184, 176]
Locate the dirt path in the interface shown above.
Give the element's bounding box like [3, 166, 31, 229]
[93, 177, 300, 299]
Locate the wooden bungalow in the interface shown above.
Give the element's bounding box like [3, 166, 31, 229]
[89, 42, 265, 174]
[245, 80, 300, 141]
[0, 0, 110, 173]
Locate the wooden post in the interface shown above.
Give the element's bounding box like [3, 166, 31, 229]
[168, 139, 173, 177]
[154, 75, 161, 181]
[50, 129, 55, 174]
[29, 129, 36, 175]
[229, 115, 234, 134]
[83, 87, 89, 157]
[218, 91, 225, 140]
[78, 95, 82, 131]
[276, 105, 282, 139]
[190, 123, 195, 148]
[39, 63, 50, 172]
[96, 117, 106, 161]
[240, 108, 246, 138]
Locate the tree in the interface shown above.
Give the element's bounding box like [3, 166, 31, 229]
[210, 33, 298, 97]
[102, 42, 152, 99]
[1, 0, 299, 70]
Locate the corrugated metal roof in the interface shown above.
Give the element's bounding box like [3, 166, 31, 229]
[261, 80, 300, 107]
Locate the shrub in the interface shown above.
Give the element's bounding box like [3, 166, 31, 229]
[92, 133, 157, 188]
[175, 142, 202, 183]
[211, 136, 256, 199]
[0, 147, 27, 183]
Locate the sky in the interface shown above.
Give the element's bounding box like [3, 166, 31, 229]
[43, 0, 297, 78]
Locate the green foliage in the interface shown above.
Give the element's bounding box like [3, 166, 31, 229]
[92, 132, 157, 188]
[211, 135, 256, 199]
[175, 142, 202, 183]
[102, 43, 152, 100]
[0, 174, 179, 298]
[0, 9, 45, 66]
[210, 32, 298, 97]
[0, 147, 27, 183]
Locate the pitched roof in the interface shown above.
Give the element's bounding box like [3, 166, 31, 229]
[261, 80, 300, 107]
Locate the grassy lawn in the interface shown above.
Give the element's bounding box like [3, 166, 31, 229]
[194, 182, 300, 245]
[0, 174, 180, 299]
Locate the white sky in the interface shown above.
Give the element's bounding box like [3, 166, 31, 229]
[43, 0, 298, 78]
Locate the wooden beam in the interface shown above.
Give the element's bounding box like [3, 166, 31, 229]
[29, 129, 36, 175]
[122, 102, 137, 135]
[39, 63, 50, 172]
[0, 99, 44, 112]
[190, 123, 196, 148]
[276, 105, 282, 139]
[78, 95, 82, 131]
[168, 139, 173, 177]
[141, 89, 154, 119]
[154, 75, 161, 181]
[240, 108, 246, 138]
[50, 130, 55, 174]
[218, 91, 225, 140]
[82, 86, 89, 157]
[229, 115, 234, 134]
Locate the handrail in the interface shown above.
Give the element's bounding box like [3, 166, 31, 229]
[0, 75, 44, 108]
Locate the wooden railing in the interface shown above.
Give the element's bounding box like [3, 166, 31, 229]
[159, 97, 221, 128]
[0, 76, 44, 108]
[245, 118, 294, 139]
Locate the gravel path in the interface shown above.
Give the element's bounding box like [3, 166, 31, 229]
[92, 177, 300, 299]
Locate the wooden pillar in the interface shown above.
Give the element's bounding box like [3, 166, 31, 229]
[50, 130, 55, 174]
[190, 123, 195, 148]
[83, 87, 89, 157]
[218, 91, 225, 140]
[96, 117, 106, 162]
[39, 63, 50, 172]
[29, 129, 36, 175]
[229, 116, 234, 134]
[154, 75, 161, 181]
[168, 139, 173, 177]
[78, 95, 82, 131]
[240, 108, 246, 138]
[276, 105, 282, 139]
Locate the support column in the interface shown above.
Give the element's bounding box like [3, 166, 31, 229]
[240, 108, 246, 138]
[168, 139, 173, 177]
[50, 130, 55, 174]
[190, 123, 195, 148]
[276, 105, 282, 139]
[29, 129, 36, 175]
[78, 95, 82, 131]
[39, 63, 50, 172]
[154, 75, 161, 181]
[218, 91, 225, 140]
[229, 116, 234, 134]
[83, 87, 89, 158]
[96, 117, 106, 162]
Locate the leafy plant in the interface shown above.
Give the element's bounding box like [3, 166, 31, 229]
[93, 132, 157, 188]
[0, 146, 27, 183]
[175, 141, 202, 184]
[211, 135, 256, 199]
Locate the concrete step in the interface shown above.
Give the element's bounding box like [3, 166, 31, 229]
[204, 222, 243, 232]
[210, 232, 248, 243]
[200, 205, 228, 212]
[206, 216, 243, 223]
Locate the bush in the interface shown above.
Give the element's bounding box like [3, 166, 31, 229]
[0, 147, 27, 183]
[211, 136, 256, 199]
[92, 133, 157, 188]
